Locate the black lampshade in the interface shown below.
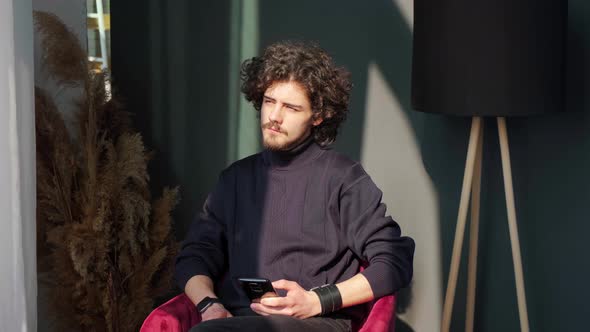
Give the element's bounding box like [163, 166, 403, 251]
[411, 0, 566, 117]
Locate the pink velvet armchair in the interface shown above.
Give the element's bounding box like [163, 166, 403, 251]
[140, 293, 396, 332]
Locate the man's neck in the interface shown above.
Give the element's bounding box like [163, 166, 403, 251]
[263, 135, 322, 170]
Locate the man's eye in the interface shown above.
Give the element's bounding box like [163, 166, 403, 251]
[264, 99, 273, 104]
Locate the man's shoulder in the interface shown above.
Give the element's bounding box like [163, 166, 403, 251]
[317, 148, 368, 181]
[231, 152, 263, 167]
[221, 152, 263, 176]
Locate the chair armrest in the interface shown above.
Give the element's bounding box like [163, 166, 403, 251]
[358, 294, 396, 332]
[140, 294, 201, 332]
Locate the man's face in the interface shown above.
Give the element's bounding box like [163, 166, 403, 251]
[260, 80, 322, 151]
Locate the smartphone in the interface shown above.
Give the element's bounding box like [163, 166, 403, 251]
[237, 277, 278, 302]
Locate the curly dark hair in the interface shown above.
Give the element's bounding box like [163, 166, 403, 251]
[240, 41, 352, 147]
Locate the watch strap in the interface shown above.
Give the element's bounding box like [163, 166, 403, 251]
[196, 296, 222, 314]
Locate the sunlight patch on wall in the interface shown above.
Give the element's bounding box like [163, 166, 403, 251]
[393, 0, 413, 29]
[361, 62, 441, 332]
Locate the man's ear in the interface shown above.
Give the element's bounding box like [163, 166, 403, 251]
[312, 117, 323, 126]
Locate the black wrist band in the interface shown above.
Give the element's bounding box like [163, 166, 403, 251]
[311, 284, 342, 316]
[196, 296, 222, 314]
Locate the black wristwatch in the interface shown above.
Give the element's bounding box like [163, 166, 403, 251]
[196, 296, 222, 314]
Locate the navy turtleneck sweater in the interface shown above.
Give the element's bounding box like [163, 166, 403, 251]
[175, 137, 415, 319]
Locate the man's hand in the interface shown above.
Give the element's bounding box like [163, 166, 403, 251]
[200, 303, 233, 322]
[250, 279, 321, 319]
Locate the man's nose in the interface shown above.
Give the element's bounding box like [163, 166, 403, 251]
[269, 104, 283, 124]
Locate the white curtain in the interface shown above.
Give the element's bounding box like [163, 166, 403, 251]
[0, 0, 37, 331]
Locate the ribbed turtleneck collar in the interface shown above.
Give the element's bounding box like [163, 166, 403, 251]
[262, 135, 324, 170]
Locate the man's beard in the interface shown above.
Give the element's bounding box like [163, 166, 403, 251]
[261, 121, 309, 152]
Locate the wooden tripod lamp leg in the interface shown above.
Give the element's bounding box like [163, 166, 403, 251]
[465, 124, 483, 332]
[442, 116, 483, 332]
[497, 117, 530, 332]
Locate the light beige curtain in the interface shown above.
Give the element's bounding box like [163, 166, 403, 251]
[0, 0, 36, 330]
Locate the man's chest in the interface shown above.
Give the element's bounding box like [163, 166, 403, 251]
[227, 169, 338, 260]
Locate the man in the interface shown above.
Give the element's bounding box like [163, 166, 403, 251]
[175, 41, 415, 332]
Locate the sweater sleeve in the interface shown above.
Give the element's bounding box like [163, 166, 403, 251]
[174, 170, 231, 291]
[339, 164, 415, 298]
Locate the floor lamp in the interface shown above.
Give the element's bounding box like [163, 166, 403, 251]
[411, 1, 566, 331]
